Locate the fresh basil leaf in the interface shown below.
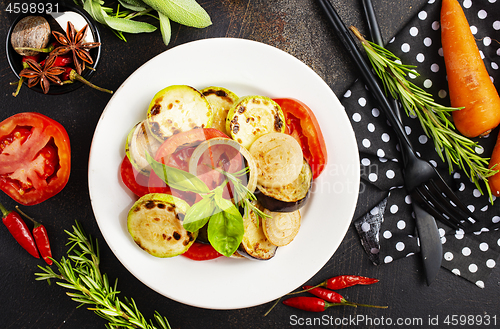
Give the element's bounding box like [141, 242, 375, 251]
[183, 196, 215, 232]
[158, 11, 171, 45]
[146, 152, 210, 194]
[207, 203, 244, 257]
[104, 16, 157, 33]
[142, 0, 212, 28]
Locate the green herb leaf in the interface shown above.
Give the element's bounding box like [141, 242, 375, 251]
[104, 16, 157, 33]
[119, 0, 149, 11]
[35, 221, 172, 329]
[183, 195, 215, 232]
[142, 0, 212, 28]
[83, 0, 107, 25]
[158, 11, 172, 45]
[207, 205, 244, 257]
[146, 152, 210, 194]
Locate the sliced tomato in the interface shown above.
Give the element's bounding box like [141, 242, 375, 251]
[120, 156, 149, 197]
[182, 241, 223, 261]
[0, 112, 71, 205]
[273, 98, 327, 179]
[148, 128, 241, 204]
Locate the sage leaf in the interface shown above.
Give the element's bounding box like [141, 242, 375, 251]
[207, 202, 244, 257]
[146, 152, 210, 194]
[158, 11, 172, 45]
[119, 0, 149, 11]
[104, 16, 157, 33]
[83, 0, 107, 25]
[183, 196, 215, 232]
[142, 0, 212, 28]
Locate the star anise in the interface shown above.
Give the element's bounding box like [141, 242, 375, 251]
[19, 56, 65, 94]
[51, 21, 100, 75]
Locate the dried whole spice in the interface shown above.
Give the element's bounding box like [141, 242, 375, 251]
[11, 16, 51, 56]
[19, 56, 65, 94]
[51, 21, 100, 75]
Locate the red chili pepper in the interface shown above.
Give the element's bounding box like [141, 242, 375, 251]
[40, 54, 73, 67]
[0, 202, 39, 258]
[303, 286, 387, 309]
[283, 296, 342, 312]
[22, 54, 41, 63]
[319, 275, 379, 290]
[16, 206, 52, 265]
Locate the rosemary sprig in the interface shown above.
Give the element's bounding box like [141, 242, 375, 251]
[350, 26, 497, 202]
[217, 167, 270, 221]
[35, 221, 171, 329]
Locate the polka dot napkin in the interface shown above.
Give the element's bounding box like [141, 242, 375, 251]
[341, 0, 500, 287]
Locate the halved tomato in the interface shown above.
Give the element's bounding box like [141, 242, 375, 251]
[120, 156, 149, 197]
[181, 241, 223, 261]
[0, 112, 71, 205]
[273, 98, 327, 179]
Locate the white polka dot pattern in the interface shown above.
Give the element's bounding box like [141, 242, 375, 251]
[350, 0, 500, 287]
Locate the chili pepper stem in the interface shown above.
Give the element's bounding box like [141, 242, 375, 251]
[14, 44, 55, 53]
[15, 206, 40, 228]
[0, 202, 10, 217]
[68, 69, 113, 94]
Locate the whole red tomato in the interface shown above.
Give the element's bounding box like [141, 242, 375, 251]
[0, 112, 71, 205]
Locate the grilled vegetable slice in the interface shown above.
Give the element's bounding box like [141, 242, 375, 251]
[249, 132, 303, 187]
[200, 86, 238, 135]
[262, 209, 301, 246]
[127, 193, 197, 257]
[226, 96, 285, 149]
[255, 160, 312, 212]
[125, 120, 162, 175]
[146, 85, 213, 141]
[238, 207, 277, 260]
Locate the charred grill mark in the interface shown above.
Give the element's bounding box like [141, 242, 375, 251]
[150, 104, 162, 116]
[231, 116, 239, 134]
[274, 111, 284, 131]
[173, 231, 181, 240]
[145, 201, 156, 209]
[237, 106, 246, 114]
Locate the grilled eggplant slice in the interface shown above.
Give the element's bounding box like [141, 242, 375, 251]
[125, 120, 162, 175]
[226, 96, 285, 149]
[262, 209, 301, 246]
[238, 207, 277, 260]
[249, 132, 303, 188]
[146, 85, 213, 141]
[255, 160, 312, 212]
[200, 86, 238, 136]
[128, 193, 197, 258]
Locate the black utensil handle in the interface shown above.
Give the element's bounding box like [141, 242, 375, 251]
[317, 0, 413, 155]
[361, 0, 403, 122]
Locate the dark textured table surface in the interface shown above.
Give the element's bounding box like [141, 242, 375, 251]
[1, 0, 499, 328]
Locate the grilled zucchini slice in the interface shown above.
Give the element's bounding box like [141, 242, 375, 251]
[128, 193, 197, 258]
[146, 85, 213, 141]
[200, 86, 238, 136]
[226, 96, 285, 149]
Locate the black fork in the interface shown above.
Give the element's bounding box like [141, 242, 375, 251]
[317, 0, 477, 231]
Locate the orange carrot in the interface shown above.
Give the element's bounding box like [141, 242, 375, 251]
[441, 0, 500, 138]
[489, 135, 500, 197]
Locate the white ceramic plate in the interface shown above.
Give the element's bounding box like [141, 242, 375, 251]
[88, 38, 359, 310]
